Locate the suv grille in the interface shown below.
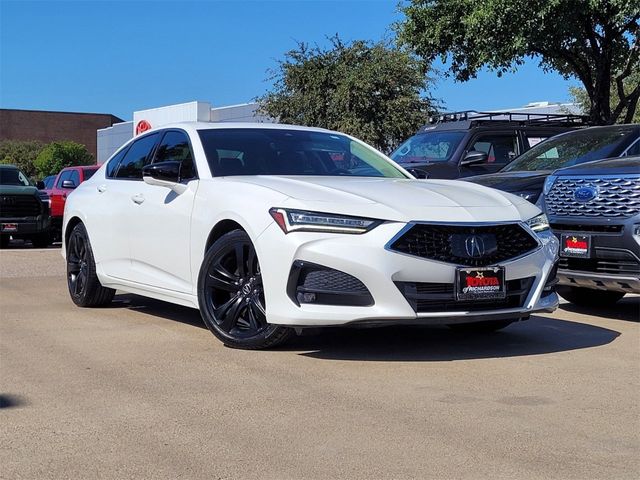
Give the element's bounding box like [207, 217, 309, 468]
[0, 194, 42, 217]
[559, 250, 640, 275]
[546, 176, 640, 218]
[388, 224, 539, 267]
[395, 277, 534, 313]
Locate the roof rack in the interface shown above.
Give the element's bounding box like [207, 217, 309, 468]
[426, 110, 590, 127]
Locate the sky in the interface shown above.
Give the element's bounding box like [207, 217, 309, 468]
[0, 0, 578, 121]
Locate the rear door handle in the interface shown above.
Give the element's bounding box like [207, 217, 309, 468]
[97, 184, 107, 193]
[131, 193, 145, 205]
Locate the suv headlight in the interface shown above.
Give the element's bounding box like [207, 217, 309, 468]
[526, 213, 550, 233]
[269, 208, 380, 234]
[543, 175, 557, 196]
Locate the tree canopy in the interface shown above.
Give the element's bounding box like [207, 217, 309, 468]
[0, 140, 46, 179]
[258, 36, 437, 152]
[397, 0, 640, 125]
[33, 141, 94, 178]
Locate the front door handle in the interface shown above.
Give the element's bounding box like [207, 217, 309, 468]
[97, 184, 107, 193]
[131, 194, 145, 205]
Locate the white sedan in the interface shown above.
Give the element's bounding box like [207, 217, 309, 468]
[62, 123, 559, 349]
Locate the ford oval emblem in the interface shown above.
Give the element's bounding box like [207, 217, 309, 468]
[573, 185, 598, 203]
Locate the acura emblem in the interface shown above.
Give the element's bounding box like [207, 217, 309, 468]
[465, 235, 485, 258]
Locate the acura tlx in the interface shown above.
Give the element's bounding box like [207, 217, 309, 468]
[62, 123, 559, 349]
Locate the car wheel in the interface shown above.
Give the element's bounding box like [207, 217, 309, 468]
[198, 229, 293, 349]
[66, 222, 115, 307]
[557, 286, 625, 306]
[30, 233, 51, 248]
[448, 319, 514, 333]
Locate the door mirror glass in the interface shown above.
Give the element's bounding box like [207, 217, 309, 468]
[460, 150, 488, 166]
[61, 180, 77, 189]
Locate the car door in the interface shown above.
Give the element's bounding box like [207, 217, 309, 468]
[459, 132, 521, 177]
[50, 170, 71, 218]
[90, 133, 160, 280]
[125, 129, 199, 293]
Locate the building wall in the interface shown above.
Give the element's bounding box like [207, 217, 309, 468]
[0, 108, 123, 159]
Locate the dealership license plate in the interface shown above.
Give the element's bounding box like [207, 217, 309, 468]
[456, 266, 506, 301]
[1, 223, 17, 232]
[560, 234, 590, 258]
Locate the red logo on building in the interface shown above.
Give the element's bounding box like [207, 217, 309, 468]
[136, 120, 152, 135]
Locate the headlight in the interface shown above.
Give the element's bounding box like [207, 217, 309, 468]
[526, 213, 550, 233]
[543, 175, 557, 195]
[517, 190, 539, 203]
[269, 208, 380, 234]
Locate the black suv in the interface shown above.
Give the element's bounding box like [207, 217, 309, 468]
[466, 124, 640, 203]
[544, 156, 640, 306]
[0, 164, 51, 248]
[390, 111, 586, 179]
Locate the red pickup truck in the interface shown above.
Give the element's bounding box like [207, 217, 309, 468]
[45, 165, 99, 239]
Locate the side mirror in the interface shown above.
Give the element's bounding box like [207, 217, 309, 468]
[62, 180, 77, 189]
[460, 150, 488, 166]
[36, 181, 45, 190]
[142, 161, 187, 194]
[407, 168, 429, 179]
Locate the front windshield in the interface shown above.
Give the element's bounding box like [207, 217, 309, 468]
[503, 128, 636, 172]
[0, 167, 32, 186]
[391, 131, 466, 164]
[198, 128, 408, 178]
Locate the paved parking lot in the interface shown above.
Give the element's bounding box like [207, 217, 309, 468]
[1, 247, 639, 479]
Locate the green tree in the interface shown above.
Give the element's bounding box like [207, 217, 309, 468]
[0, 140, 46, 179]
[33, 141, 94, 178]
[258, 36, 438, 152]
[397, 0, 640, 125]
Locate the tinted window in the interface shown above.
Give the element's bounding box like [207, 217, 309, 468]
[199, 129, 407, 178]
[0, 168, 31, 186]
[469, 134, 518, 165]
[391, 131, 466, 164]
[106, 147, 129, 178]
[154, 131, 196, 179]
[115, 133, 160, 179]
[68, 170, 80, 187]
[83, 168, 97, 181]
[43, 175, 56, 189]
[503, 128, 636, 172]
[56, 170, 72, 188]
[624, 138, 640, 156]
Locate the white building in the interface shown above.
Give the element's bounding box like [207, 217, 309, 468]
[97, 101, 273, 162]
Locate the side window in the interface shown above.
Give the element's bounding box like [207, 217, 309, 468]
[154, 131, 197, 179]
[56, 170, 71, 188]
[469, 134, 519, 165]
[526, 136, 548, 148]
[68, 170, 80, 187]
[115, 133, 160, 180]
[83, 168, 97, 181]
[106, 147, 129, 178]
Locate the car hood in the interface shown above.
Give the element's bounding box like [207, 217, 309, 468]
[0, 185, 39, 196]
[464, 171, 550, 193]
[553, 156, 640, 176]
[226, 175, 539, 223]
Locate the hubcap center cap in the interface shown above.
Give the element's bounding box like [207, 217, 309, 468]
[241, 284, 252, 296]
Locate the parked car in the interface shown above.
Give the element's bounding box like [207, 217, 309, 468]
[390, 111, 586, 179]
[465, 124, 640, 203]
[62, 123, 559, 349]
[42, 175, 56, 190]
[0, 164, 51, 248]
[544, 155, 640, 306]
[47, 165, 99, 239]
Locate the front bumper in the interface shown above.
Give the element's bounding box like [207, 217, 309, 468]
[256, 222, 559, 327]
[0, 216, 50, 237]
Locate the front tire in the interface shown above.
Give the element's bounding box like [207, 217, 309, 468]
[66, 222, 115, 307]
[557, 286, 625, 306]
[448, 319, 514, 333]
[198, 230, 292, 349]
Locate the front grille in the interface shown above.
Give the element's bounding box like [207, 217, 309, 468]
[546, 176, 640, 218]
[0, 194, 42, 217]
[551, 223, 623, 234]
[559, 250, 640, 275]
[388, 223, 539, 267]
[396, 277, 534, 313]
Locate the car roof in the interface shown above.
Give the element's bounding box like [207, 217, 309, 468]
[145, 121, 336, 135]
[0, 164, 18, 170]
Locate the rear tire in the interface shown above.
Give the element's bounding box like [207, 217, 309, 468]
[66, 222, 115, 307]
[448, 319, 514, 333]
[557, 286, 625, 306]
[198, 229, 293, 349]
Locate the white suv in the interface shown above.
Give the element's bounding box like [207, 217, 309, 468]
[62, 123, 559, 349]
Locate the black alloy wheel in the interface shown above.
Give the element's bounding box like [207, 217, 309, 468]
[198, 230, 292, 349]
[66, 222, 115, 307]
